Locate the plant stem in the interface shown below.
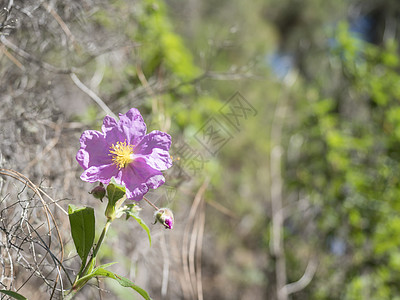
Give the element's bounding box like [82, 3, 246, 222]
[93, 219, 111, 257]
[64, 289, 76, 300]
[143, 196, 159, 210]
[82, 219, 111, 275]
[66, 219, 112, 300]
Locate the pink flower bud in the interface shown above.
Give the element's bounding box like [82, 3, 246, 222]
[154, 208, 174, 229]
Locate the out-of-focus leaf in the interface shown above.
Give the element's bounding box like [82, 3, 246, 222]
[0, 290, 27, 300]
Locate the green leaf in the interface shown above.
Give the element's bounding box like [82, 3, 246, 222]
[68, 205, 95, 266]
[72, 262, 117, 291]
[0, 290, 27, 300]
[125, 205, 151, 246]
[92, 268, 152, 300]
[107, 182, 126, 205]
[97, 262, 117, 269]
[72, 263, 151, 300]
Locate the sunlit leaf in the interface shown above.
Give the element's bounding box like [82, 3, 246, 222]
[68, 205, 95, 266]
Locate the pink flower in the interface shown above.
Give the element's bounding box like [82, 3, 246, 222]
[76, 108, 172, 201]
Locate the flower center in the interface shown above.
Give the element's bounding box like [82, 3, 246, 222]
[109, 140, 134, 169]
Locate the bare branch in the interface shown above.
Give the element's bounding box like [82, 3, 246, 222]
[70, 73, 117, 120]
[270, 99, 288, 300]
[0, 44, 24, 70]
[41, 2, 78, 50]
[284, 257, 318, 295]
[0, 35, 76, 73]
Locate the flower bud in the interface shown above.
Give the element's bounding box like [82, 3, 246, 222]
[154, 208, 174, 229]
[89, 184, 106, 201]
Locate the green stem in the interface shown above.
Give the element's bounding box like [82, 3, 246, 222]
[93, 219, 111, 257]
[66, 219, 112, 299]
[82, 219, 111, 276]
[64, 289, 76, 300]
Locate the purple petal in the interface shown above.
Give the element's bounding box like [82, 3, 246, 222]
[103, 126, 127, 148]
[118, 108, 147, 145]
[102, 119, 125, 147]
[76, 130, 111, 169]
[165, 218, 173, 229]
[102, 115, 118, 134]
[80, 164, 119, 184]
[121, 158, 165, 200]
[134, 131, 172, 171]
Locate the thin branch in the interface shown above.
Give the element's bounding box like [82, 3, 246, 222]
[206, 71, 262, 80]
[26, 221, 73, 286]
[23, 120, 63, 173]
[0, 35, 76, 74]
[195, 198, 205, 300]
[0, 168, 71, 295]
[0, 169, 68, 215]
[269, 101, 288, 300]
[69, 73, 117, 120]
[6, 0, 13, 11]
[284, 257, 318, 295]
[126, 70, 261, 103]
[41, 2, 78, 50]
[269, 72, 298, 300]
[206, 198, 237, 219]
[0, 44, 24, 70]
[0, 168, 67, 293]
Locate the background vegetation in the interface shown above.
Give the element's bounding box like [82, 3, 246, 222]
[1, 0, 400, 299]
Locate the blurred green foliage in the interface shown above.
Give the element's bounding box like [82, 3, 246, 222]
[5, 0, 400, 298]
[285, 19, 400, 300]
[79, 0, 400, 298]
[164, 0, 400, 299]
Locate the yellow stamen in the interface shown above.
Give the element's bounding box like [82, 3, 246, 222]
[109, 140, 134, 169]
